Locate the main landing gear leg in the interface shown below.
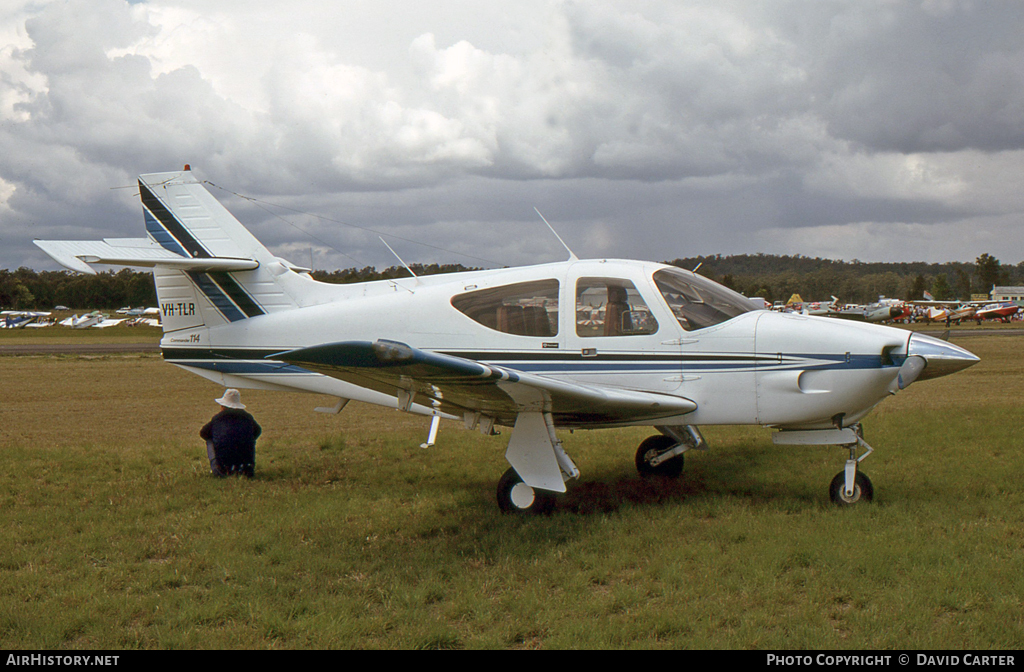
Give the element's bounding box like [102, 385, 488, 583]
[772, 425, 875, 506]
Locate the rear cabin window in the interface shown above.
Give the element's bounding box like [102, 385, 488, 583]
[451, 280, 559, 337]
[576, 278, 659, 337]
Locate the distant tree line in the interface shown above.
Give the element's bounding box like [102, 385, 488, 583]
[0, 268, 157, 311]
[666, 252, 1016, 305]
[1, 253, 1015, 310]
[0, 264, 477, 310]
[309, 263, 478, 285]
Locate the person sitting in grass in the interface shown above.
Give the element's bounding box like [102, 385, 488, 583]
[200, 389, 261, 478]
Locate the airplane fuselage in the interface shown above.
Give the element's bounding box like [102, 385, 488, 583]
[161, 257, 940, 431]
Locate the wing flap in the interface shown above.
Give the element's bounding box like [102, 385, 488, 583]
[273, 340, 697, 426]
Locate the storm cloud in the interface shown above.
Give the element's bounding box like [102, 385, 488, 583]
[2, 0, 1022, 272]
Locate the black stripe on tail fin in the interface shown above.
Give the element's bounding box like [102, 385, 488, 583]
[139, 181, 210, 259]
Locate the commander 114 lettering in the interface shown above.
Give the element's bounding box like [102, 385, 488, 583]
[36, 168, 980, 513]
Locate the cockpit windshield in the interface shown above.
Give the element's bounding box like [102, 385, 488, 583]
[653, 267, 760, 331]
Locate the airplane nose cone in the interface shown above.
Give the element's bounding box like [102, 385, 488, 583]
[907, 332, 980, 381]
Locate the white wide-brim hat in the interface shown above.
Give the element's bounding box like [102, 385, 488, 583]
[215, 388, 246, 409]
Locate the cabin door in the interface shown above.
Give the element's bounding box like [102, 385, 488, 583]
[564, 275, 682, 395]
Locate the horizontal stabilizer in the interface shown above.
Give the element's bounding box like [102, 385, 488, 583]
[34, 239, 258, 275]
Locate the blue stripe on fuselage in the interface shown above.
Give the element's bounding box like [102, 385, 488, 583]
[163, 348, 897, 377]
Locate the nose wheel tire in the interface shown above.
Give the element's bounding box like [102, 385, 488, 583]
[497, 468, 556, 515]
[828, 471, 873, 506]
[635, 434, 685, 478]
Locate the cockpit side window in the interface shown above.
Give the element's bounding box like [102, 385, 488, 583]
[653, 267, 759, 331]
[451, 280, 559, 337]
[576, 278, 659, 337]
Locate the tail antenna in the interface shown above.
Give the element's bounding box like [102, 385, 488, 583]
[534, 208, 578, 262]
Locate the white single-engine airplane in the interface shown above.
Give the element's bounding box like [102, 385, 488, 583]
[36, 168, 980, 512]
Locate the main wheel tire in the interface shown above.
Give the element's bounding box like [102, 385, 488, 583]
[496, 468, 556, 515]
[828, 470, 874, 506]
[635, 434, 684, 478]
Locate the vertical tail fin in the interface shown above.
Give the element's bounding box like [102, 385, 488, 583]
[36, 168, 329, 336]
[139, 170, 273, 263]
[138, 169, 312, 330]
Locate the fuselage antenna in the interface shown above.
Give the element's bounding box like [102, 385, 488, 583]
[534, 208, 579, 262]
[379, 237, 419, 281]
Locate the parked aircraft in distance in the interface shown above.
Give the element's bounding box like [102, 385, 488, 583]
[828, 298, 910, 324]
[117, 306, 159, 316]
[916, 300, 1020, 324]
[35, 168, 981, 512]
[945, 305, 977, 323]
[1, 311, 51, 329]
[59, 312, 107, 329]
[919, 304, 976, 324]
[779, 296, 909, 324]
[974, 301, 1020, 322]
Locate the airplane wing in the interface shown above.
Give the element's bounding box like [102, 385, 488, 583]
[272, 339, 697, 427]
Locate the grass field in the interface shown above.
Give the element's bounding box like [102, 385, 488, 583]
[1, 334, 1022, 649]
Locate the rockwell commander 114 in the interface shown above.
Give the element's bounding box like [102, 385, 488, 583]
[35, 168, 980, 513]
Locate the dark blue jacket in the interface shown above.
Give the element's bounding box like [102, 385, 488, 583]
[200, 408, 261, 469]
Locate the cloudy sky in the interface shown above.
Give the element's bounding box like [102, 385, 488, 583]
[2, 0, 1023, 273]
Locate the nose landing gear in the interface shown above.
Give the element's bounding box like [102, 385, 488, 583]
[772, 424, 876, 506]
[829, 470, 873, 505]
[828, 429, 875, 506]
